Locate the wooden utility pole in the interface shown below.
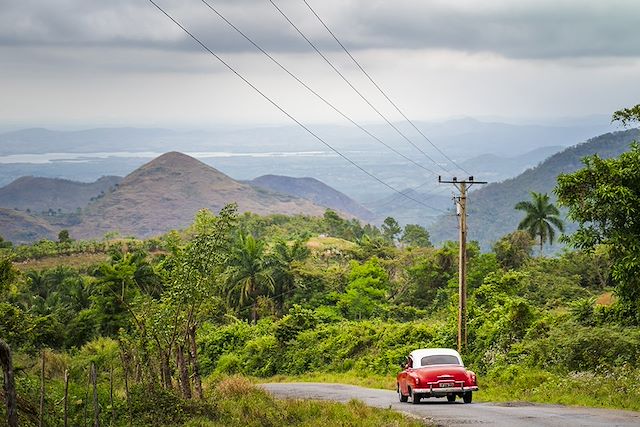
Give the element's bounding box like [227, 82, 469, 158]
[439, 176, 487, 354]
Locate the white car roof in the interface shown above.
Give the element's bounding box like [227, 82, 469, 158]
[409, 348, 463, 366]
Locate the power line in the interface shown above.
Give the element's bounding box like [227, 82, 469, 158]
[268, 0, 451, 175]
[146, 0, 446, 214]
[373, 183, 451, 210]
[198, 0, 439, 177]
[301, 0, 471, 176]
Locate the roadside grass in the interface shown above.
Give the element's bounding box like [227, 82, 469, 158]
[478, 366, 640, 412]
[188, 376, 425, 427]
[256, 368, 640, 412]
[255, 371, 396, 390]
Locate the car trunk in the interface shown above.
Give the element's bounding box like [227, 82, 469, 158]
[414, 365, 469, 383]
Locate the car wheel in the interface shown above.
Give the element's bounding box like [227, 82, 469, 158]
[397, 384, 408, 402]
[463, 391, 473, 404]
[410, 389, 421, 404]
[447, 394, 456, 402]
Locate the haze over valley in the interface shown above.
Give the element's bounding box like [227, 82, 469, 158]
[1, 117, 635, 250]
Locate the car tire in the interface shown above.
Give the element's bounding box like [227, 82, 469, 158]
[447, 394, 456, 402]
[410, 389, 421, 404]
[398, 384, 408, 402]
[463, 391, 472, 404]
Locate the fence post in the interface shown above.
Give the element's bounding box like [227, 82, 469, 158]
[91, 362, 100, 427]
[64, 369, 69, 427]
[39, 350, 45, 427]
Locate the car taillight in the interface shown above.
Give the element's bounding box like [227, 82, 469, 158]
[414, 377, 420, 384]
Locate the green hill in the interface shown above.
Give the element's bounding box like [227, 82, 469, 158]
[429, 128, 640, 249]
[72, 152, 330, 239]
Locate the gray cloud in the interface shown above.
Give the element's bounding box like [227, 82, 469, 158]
[2, 0, 639, 60]
[354, 0, 640, 59]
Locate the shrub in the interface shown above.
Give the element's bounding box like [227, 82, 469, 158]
[214, 375, 256, 397]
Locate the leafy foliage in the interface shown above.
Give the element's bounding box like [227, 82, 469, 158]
[515, 192, 564, 251]
[556, 140, 640, 322]
[400, 224, 431, 248]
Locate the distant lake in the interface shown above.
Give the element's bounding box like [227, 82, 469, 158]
[0, 151, 336, 164]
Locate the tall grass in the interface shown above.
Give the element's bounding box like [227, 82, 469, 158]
[190, 375, 424, 427]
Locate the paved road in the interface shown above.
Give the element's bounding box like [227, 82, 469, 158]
[262, 383, 640, 426]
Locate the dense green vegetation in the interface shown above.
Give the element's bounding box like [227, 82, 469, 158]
[1, 203, 638, 423]
[2, 110, 640, 424]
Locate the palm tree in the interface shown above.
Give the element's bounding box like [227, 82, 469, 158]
[515, 192, 564, 253]
[270, 239, 310, 315]
[225, 232, 274, 322]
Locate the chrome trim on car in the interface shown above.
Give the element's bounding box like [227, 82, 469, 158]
[413, 386, 478, 394]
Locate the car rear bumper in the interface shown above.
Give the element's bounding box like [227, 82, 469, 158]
[413, 385, 479, 394]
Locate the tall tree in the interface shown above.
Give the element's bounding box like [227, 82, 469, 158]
[400, 224, 431, 247]
[515, 192, 564, 252]
[556, 104, 640, 321]
[270, 239, 310, 315]
[493, 230, 535, 270]
[225, 232, 274, 322]
[164, 205, 238, 398]
[381, 217, 401, 244]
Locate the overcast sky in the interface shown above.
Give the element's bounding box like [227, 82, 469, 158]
[1, 0, 639, 128]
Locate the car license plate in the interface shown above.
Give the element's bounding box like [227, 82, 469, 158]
[440, 383, 454, 388]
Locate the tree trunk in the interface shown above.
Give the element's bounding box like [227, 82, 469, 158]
[119, 350, 131, 426]
[251, 302, 258, 323]
[64, 369, 69, 427]
[0, 339, 18, 427]
[539, 235, 543, 255]
[161, 351, 172, 390]
[91, 362, 100, 427]
[177, 345, 191, 399]
[39, 351, 45, 427]
[188, 325, 203, 400]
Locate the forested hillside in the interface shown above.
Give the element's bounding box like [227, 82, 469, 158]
[430, 128, 640, 249]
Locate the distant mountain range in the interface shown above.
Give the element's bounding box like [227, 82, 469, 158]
[1, 123, 636, 246]
[0, 118, 611, 158]
[0, 152, 369, 243]
[0, 119, 614, 201]
[429, 128, 640, 249]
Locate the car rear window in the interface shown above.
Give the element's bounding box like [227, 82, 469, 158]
[420, 355, 460, 366]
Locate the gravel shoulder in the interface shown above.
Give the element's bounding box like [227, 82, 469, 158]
[262, 382, 640, 427]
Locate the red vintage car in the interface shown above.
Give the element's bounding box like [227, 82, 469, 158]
[397, 348, 478, 404]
